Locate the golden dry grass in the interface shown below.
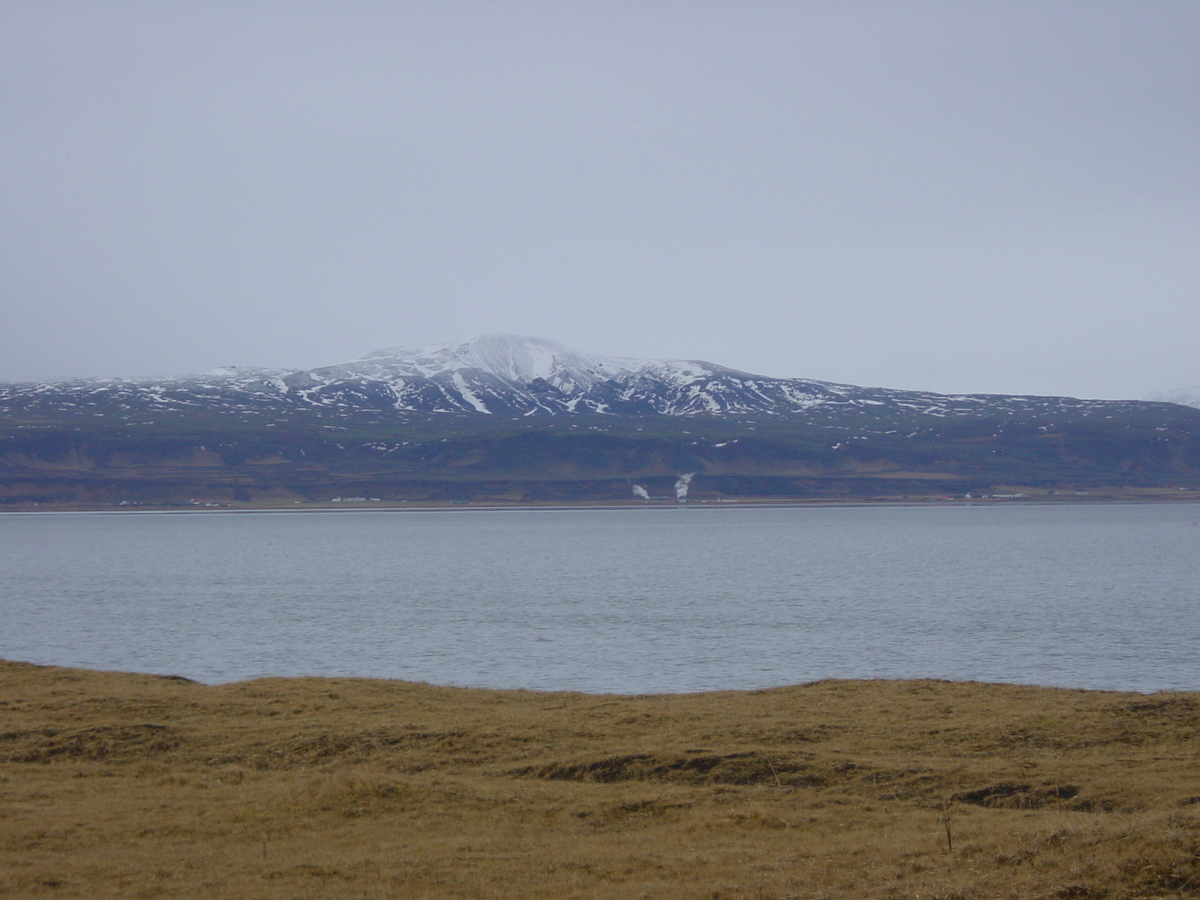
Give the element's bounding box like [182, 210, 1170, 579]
[2, 659, 1199, 899]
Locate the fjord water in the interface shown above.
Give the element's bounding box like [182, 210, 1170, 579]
[2, 504, 1198, 693]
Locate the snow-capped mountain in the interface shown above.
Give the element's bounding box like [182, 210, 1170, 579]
[0, 334, 1177, 422]
[5, 335, 1200, 510]
[298, 335, 831, 416]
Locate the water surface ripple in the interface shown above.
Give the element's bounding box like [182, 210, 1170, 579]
[2, 504, 1198, 693]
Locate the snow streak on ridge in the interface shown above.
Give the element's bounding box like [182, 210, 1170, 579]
[0, 334, 1164, 422]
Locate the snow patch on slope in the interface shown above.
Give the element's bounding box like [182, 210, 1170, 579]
[452, 372, 491, 413]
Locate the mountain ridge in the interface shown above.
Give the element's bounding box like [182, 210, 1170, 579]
[0, 333, 1177, 421]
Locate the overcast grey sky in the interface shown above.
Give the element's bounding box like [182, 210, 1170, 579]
[1, 1, 1197, 398]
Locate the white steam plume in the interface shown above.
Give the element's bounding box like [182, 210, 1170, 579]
[674, 473, 694, 500]
[631, 484, 650, 500]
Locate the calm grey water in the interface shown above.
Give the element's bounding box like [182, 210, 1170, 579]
[2, 504, 1198, 693]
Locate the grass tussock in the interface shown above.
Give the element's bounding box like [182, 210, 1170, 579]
[2, 660, 1199, 899]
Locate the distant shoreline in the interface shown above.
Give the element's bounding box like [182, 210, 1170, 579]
[3, 490, 1199, 515]
[0, 655, 1174, 694]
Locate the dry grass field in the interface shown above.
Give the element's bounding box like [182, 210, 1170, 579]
[2, 659, 1198, 899]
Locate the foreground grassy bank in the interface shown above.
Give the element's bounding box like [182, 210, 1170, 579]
[2, 661, 1198, 899]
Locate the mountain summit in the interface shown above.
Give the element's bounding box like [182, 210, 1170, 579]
[352, 335, 651, 388]
[297, 334, 754, 415]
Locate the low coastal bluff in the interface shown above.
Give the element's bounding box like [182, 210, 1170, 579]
[3, 408, 1199, 508]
